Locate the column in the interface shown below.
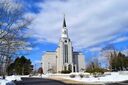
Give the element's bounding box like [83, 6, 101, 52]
[75, 64, 77, 72]
[71, 64, 74, 72]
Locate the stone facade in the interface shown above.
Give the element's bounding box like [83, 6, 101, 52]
[42, 17, 85, 74]
[42, 52, 57, 73]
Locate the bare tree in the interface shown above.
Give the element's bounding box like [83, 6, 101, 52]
[86, 58, 104, 77]
[101, 44, 118, 71]
[0, 0, 32, 75]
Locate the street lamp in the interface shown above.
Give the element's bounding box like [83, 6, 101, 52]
[56, 56, 57, 73]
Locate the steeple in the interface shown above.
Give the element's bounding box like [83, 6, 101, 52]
[63, 15, 66, 27]
[61, 15, 68, 38]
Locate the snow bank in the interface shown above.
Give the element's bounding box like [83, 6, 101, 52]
[63, 72, 128, 84]
[0, 79, 15, 85]
[99, 72, 128, 82]
[42, 74, 49, 78]
[6, 75, 21, 81]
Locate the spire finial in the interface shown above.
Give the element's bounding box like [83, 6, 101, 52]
[63, 14, 66, 27]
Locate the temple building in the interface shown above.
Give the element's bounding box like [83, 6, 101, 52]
[42, 17, 85, 74]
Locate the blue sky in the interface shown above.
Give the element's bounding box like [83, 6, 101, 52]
[11, 0, 128, 67]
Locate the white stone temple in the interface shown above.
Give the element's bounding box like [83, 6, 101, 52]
[42, 16, 85, 74]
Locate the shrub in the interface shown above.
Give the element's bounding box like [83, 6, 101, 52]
[79, 74, 84, 78]
[86, 66, 104, 77]
[85, 75, 89, 78]
[61, 70, 71, 74]
[70, 74, 75, 78]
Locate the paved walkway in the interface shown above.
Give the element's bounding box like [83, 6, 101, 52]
[48, 77, 87, 85]
[14, 77, 100, 85]
[14, 77, 128, 85]
[14, 77, 66, 85]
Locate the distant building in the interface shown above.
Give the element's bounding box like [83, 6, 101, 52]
[42, 17, 85, 74]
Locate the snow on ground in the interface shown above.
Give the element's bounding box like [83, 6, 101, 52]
[42, 74, 49, 78]
[62, 72, 128, 84]
[1, 72, 128, 85]
[0, 75, 30, 85]
[0, 75, 22, 85]
[0, 74, 49, 85]
[6, 75, 21, 81]
[0, 79, 15, 85]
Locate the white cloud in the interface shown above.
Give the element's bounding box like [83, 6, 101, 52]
[34, 60, 41, 64]
[25, 47, 33, 50]
[89, 47, 102, 52]
[122, 49, 128, 56]
[111, 37, 128, 43]
[28, 0, 128, 50]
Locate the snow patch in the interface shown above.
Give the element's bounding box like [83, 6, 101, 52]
[62, 72, 128, 84]
[6, 75, 21, 81]
[0, 79, 15, 85]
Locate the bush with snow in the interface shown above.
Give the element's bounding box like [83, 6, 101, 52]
[70, 74, 75, 78]
[79, 74, 84, 78]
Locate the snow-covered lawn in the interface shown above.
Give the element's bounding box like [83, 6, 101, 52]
[62, 72, 128, 84]
[1, 72, 128, 85]
[5, 75, 21, 81]
[0, 75, 23, 85]
[46, 71, 128, 84]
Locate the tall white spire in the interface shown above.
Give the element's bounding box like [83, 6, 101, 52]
[61, 15, 68, 38]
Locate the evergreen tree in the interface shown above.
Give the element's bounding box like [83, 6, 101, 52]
[110, 52, 128, 71]
[7, 56, 33, 75]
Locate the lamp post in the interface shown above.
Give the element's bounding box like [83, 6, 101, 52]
[56, 56, 57, 73]
[48, 62, 50, 73]
[41, 62, 43, 69]
[34, 64, 36, 75]
[41, 62, 43, 74]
